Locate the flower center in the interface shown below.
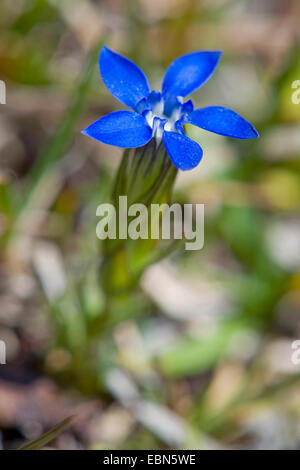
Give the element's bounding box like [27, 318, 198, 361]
[136, 91, 193, 140]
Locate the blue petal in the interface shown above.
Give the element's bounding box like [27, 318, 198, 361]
[147, 90, 162, 107]
[99, 46, 150, 109]
[82, 111, 152, 148]
[188, 106, 259, 139]
[181, 100, 194, 114]
[174, 120, 185, 135]
[135, 97, 149, 114]
[162, 51, 222, 98]
[163, 95, 183, 117]
[163, 131, 203, 171]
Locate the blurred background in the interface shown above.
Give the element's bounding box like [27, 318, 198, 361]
[0, 0, 300, 450]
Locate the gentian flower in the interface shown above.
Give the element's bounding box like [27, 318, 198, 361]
[82, 46, 259, 171]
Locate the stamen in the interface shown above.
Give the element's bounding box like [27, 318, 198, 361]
[140, 90, 193, 140]
[143, 109, 154, 128]
[152, 117, 167, 140]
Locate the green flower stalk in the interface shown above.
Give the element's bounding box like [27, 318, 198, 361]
[101, 139, 178, 296]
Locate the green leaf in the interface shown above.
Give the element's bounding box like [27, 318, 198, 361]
[158, 319, 251, 378]
[18, 416, 74, 450]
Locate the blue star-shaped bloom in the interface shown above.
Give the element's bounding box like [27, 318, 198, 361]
[82, 46, 259, 171]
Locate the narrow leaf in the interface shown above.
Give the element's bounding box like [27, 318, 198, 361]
[18, 416, 74, 450]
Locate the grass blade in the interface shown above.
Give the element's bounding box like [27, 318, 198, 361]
[18, 416, 74, 450]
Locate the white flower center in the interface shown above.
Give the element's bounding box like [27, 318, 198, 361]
[145, 101, 183, 139]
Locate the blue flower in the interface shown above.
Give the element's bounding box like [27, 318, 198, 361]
[82, 46, 259, 171]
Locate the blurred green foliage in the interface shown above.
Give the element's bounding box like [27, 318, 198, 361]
[0, 0, 300, 450]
